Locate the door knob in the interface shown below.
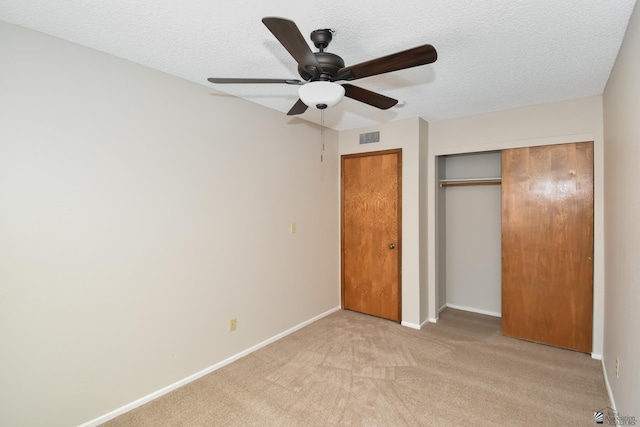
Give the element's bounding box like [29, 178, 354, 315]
[388, 243, 396, 249]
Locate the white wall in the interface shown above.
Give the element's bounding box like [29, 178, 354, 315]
[0, 21, 340, 427]
[602, 0, 640, 417]
[427, 96, 605, 357]
[339, 118, 428, 328]
[443, 152, 501, 316]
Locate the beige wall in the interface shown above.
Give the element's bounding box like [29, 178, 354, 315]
[602, 0, 640, 417]
[435, 156, 447, 311]
[339, 118, 429, 328]
[418, 119, 430, 321]
[427, 96, 605, 357]
[0, 21, 339, 427]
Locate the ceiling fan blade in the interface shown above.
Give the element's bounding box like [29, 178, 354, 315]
[337, 44, 437, 81]
[342, 84, 398, 110]
[208, 78, 303, 85]
[287, 99, 308, 116]
[262, 17, 322, 78]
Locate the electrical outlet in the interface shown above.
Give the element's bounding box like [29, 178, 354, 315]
[291, 222, 297, 234]
[616, 358, 620, 378]
[229, 318, 237, 332]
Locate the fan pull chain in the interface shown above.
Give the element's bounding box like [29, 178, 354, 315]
[320, 109, 325, 162]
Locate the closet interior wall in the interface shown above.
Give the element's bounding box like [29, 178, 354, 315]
[438, 151, 502, 317]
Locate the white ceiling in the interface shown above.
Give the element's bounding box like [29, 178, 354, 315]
[1, 0, 637, 131]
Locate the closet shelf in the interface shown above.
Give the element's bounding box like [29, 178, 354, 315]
[439, 177, 502, 187]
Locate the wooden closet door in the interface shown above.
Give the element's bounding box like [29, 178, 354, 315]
[501, 142, 593, 353]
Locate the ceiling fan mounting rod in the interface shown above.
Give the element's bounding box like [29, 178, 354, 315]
[310, 29, 333, 51]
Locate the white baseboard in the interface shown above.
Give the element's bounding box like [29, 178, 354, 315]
[600, 359, 618, 413]
[591, 353, 603, 360]
[401, 317, 432, 330]
[401, 321, 421, 330]
[444, 303, 502, 318]
[428, 317, 439, 324]
[78, 306, 341, 427]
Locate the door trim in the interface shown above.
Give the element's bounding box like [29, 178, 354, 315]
[340, 148, 403, 321]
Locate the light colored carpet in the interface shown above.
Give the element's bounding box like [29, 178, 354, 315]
[102, 308, 609, 426]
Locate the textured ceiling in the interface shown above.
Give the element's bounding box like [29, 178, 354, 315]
[1, 0, 637, 131]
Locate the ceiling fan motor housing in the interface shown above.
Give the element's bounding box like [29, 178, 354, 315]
[298, 51, 345, 81]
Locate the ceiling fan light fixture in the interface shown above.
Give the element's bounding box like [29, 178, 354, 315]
[298, 81, 345, 109]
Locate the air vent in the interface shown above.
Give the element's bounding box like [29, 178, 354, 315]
[359, 131, 380, 144]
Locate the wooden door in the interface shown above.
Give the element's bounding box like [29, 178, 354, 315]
[501, 142, 594, 352]
[341, 149, 401, 322]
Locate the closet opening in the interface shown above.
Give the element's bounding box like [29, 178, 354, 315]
[436, 150, 502, 319]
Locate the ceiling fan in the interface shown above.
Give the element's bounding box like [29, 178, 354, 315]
[207, 17, 437, 115]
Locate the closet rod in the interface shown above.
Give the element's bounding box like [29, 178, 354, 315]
[439, 178, 501, 188]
